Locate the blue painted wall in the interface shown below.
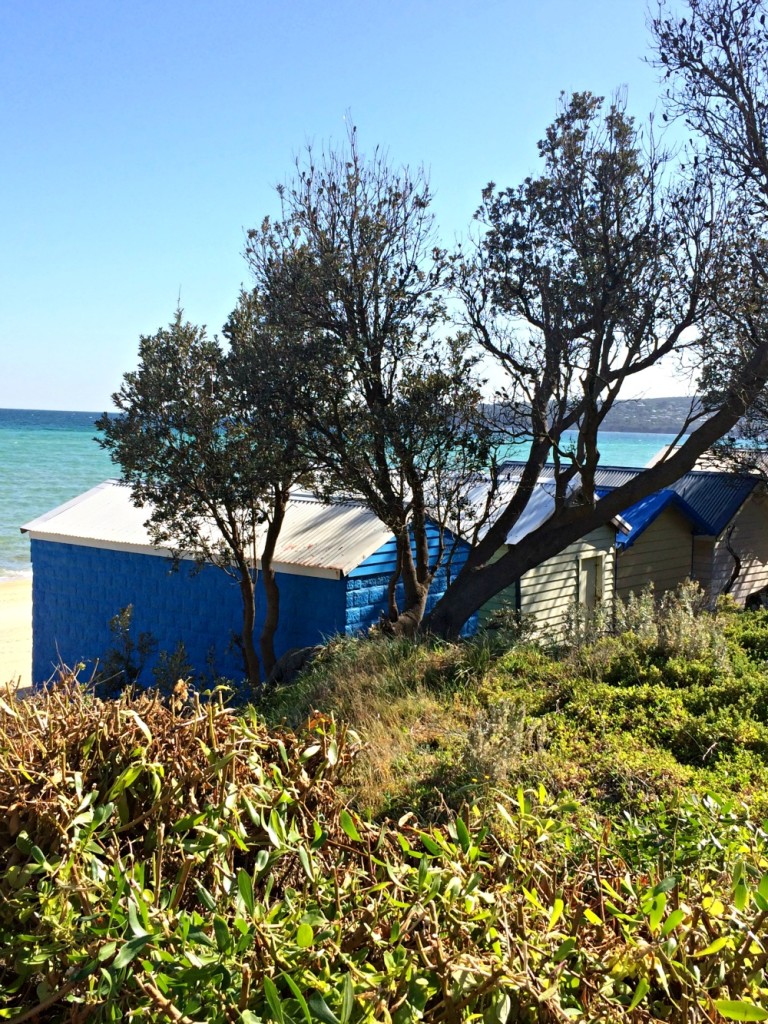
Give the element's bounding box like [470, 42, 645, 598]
[30, 540, 346, 686]
[346, 523, 476, 634]
[30, 525, 476, 689]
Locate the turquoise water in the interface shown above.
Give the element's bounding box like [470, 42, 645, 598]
[0, 408, 681, 578]
[0, 409, 114, 578]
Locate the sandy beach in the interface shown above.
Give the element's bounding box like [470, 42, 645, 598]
[0, 578, 32, 690]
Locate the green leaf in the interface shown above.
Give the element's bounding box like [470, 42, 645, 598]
[652, 876, 678, 896]
[113, 935, 151, 970]
[417, 831, 442, 857]
[213, 915, 230, 953]
[237, 868, 255, 915]
[758, 874, 768, 902]
[339, 809, 361, 843]
[455, 816, 471, 853]
[296, 923, 314, 948]
[192, 878, 217, 912]
[308, 994, 340, 1024]
[127, 900, 150, 938]
[263, 976, 284, 1024]
[282, 974, 312, 1024]
[298, 846, 315, 882]
[548, 897, 565, 932]
[661, 908, 686, 936]
[97, 942, 117, 962]
[106, 762, 143, 801]
[628, 977, 649, 1012]
[694, 935, 731, 957]
[552, 937, 577, 963]
[340, 974, 354, 1024]
[735, 877, 749, 912]
[647, 892, 666, 934]
[713, 1000, 768, 1021]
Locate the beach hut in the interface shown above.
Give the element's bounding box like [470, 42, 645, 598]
[470, 469, 623, 636]
[592, 466, 767, 606]
[21, 481, 472, 686]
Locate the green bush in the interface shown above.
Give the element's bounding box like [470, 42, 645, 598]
[2, 680, 768, 1022]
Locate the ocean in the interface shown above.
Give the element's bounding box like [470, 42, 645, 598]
[0, 407, 684, 579]
[0, 409, 114, 579]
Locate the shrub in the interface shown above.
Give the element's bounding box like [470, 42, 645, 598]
[2, 680, 768, 1022]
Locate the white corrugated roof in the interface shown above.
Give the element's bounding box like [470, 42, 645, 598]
[461, 473, 580, 545]
[21, 481, 394, 579]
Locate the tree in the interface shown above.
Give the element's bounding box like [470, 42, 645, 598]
[97, 310, 302, 688]
[652, 0, 768, 468]
[223, 289, 312, 673]
[245, 128, 496, 633]
[424, 87, 768, 639]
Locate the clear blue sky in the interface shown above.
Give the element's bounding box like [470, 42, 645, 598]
[0, 0, 684, 411]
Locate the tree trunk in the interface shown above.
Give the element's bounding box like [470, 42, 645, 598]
[425, 347, 768, 639]
[384, 527, 429, 635]
[259, 488, 288, 676]
[237, 564, 261, 689]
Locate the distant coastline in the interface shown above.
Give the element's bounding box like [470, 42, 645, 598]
[599, 396, 699, 434]
[483, 396, 699, 435]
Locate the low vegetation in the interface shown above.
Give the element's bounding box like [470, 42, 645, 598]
[2, 587, 768, 1021]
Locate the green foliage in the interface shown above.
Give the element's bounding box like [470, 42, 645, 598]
[246, 126, 498, 631]
[3, 676, 768, 1022]
[94, 604, 157, 694]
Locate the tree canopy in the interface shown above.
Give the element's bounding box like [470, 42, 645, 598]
[101, 0, 768, 664]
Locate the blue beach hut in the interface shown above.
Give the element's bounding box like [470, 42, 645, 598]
[21, 481, 471, 686]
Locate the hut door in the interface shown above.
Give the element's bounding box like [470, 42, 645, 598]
[579, 556, 603, 611]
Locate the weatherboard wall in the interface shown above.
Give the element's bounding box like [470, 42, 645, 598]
[29, 527, 476, 687]
[616, 505, 693, 601]
[479, 527, 616, 635]
[710, 491, 768, 604]
[346, 525, 476, 634]
[29, 539, 347, 686]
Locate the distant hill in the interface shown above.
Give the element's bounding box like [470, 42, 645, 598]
[600, 396, 699, 434]
[484, 397, 700, 435]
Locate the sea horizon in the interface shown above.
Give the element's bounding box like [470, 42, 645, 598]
[0, 406, 693, 580]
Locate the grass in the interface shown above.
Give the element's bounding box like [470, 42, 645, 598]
[260, 585, 768, 821]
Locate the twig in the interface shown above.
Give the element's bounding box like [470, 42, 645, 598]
[6, 978, 80, 1024]
[134, 975, 201, 1023]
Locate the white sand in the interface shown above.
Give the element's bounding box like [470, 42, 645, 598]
[0, 578, 32, 690]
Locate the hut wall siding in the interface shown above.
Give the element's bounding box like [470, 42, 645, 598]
[616, 507, 693, 600]
[348, 521, 468, 579]
[711, 492, 768, 604]
[480, 527, 615, 633]
[345, 563, 477, 636]
[30, 539, 346, 686]
[521, 528, 615, 634]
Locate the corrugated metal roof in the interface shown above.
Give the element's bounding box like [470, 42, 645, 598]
[613, 489, 711, 549]
[669, 471, 757, 537]
[462, 471, 581, 545]
[499, 460, 758, 538]
[21, 481, 394, 579]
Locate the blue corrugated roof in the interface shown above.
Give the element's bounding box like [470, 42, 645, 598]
[615, 489, 678, 549]
[614, 489, 712, 549]
[668, 471, 757, 537]
[498, 460, 757, 539]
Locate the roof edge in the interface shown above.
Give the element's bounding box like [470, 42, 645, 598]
[25, 532, 342, 580]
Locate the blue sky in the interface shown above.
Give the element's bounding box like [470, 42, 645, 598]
[0, 0, 687, 411]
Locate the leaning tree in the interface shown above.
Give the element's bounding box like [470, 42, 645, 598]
[424, 83, 768, 639]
